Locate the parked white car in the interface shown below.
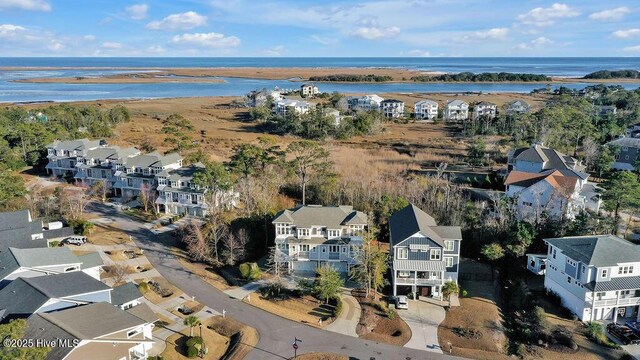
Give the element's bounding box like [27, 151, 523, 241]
[62, 236, 86, 246]
[395, 295, 409, 310]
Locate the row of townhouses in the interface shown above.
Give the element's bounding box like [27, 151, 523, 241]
[272, 203, 462, 301]
[46, 139, 236, 217]
[0, 208, 156, 360]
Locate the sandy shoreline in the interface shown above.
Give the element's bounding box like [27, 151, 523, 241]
[4, 67, 638, 85]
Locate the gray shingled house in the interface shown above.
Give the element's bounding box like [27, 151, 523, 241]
[272, 205, 367, 275]
[389, 204, 462, 300]
[0, 209, 74, 250]
[608, 137, 640, 171]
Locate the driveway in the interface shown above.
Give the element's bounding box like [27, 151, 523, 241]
[85, 202, 460, 360]
[399, 300, 446, 353]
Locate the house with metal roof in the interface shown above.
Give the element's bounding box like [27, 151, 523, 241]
[608, 137, 640, 171]
[472, 101, 497, 120]
[272, 205, 367, 275]
[0, 271, 111, 323]
[346, 94, 385, 112]
[45, 139, 104, 178]
[544, 235, 640, 322]
[444, 99, 469, 121]
[74, 146, 140, 189]
[25, 301, 157, 360]
[505, 100, 531, 116]
[414, 99, 439, 121]
[388, 204, 462, 301]
[273, 99, 313, 116]
[0, 247, 103, 288]
[112, 151, 183, 200]
[505, 143, 601, 220]
[0, 209, 74, 250]
[381, 99, 405, 118]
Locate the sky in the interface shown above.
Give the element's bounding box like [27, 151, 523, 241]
[0, 0, 640, 57]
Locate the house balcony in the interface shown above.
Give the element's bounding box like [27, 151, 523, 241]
[587, 296, 640, 308]
[395, 277, 443, 286]
[129, 349, 146, 360]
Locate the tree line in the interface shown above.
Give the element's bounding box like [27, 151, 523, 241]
[411, 72, 551, 82]
[308, 74, 393, 82]
[583, 70, 640, 79]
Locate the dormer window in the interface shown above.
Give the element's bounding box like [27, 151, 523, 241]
[601, 269, 608, 278]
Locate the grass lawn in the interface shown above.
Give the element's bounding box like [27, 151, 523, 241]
[178, 259, 233, 291]
[123, 208, 160, 222]
[161, 318, 229, 360]
[138, 277, 184, 305]
[246, 291, 335, 328]
[88, 224, 134, 246]
[206, 316, 259, 360]
[105, 250, 129, 261]
[170, 301, 206, 319]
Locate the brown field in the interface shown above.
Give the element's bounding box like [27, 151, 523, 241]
[161, 317, 230, 360]
[246, 291, 335, 328]
[18, 93, 546, 176]
[8, 67, 639, 84]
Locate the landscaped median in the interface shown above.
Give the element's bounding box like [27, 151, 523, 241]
[352, 289, 411, 346]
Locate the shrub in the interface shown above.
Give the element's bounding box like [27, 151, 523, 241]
[186, 346, 198, 358]
[585, 322, 620, 349]
[330, 296, 343, 317]
[138, 282, 149, 294]
[67, 219, 94, 236]
[185, 336, 203, 358]
[260, 280, 288, 300]
[371, 301, 388, 314]
[239, 263, 251, 279]
[461, 289, 469, 297]
[239, 262, 261, 281]
[49, 240, 60, 248]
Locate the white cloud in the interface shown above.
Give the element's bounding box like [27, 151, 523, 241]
[146, 11, 207, 31]
[623, 45, 640, 53]
[454, 28, 509, 43]
[171, 32, 240, 48]
[47, 39, 63, 51]
[405, 49, 430, 57]
[101, 41, 122, 49]
[350, 23, 400, 40]
[83, 35, 96, 41]
[262, 45, 286, 56]
[309, 35, 338, 46]
[517, 3, 579, 27]
[613, 29, 640, 39]
[0, 0, 50, 11]
[125, 4, 148, 20]
[0, 24, 26, 38]
[589, 7, 630, 21]
[515, 37, 554, 51]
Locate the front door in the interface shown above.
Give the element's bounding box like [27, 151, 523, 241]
[420, 286, 431, 297]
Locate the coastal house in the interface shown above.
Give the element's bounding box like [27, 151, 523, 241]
[300, 83, 319, 98]
[505, 143, 601, 220]
[46, 139, 103, 178]
[74, 146, 140, 189]
[272, 205, 367, 275]
[0, 209, 73, 250]
[155, 163, 238, 217]
[0, 247, 103, 288]
[380, 99, 405, 118]
[323, 108, 342, 126]
[389, 204, 461, 300]
[444, 100, 469, 121]
[247, 87, 282, 107]
[0, 271, 111, 323]
[25, 301, 157, 360]
[505, 100, 531, 116]
[414, 100, 439, 121]
[594, 105, 617, 117]
[543, 235, 640, 322]
[111, 282, 144, 310]
[527, 254, 547, 275]
[472, 101, 497, 120]
[113, 152, 183, 200]
[273, 99, 312, 116]
[607, 137, 640, 171]
[347, 94, 385, 112]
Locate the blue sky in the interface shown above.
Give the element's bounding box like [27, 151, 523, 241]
[0, 0, 640, 56]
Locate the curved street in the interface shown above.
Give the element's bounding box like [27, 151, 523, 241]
[88, 202, 461, 360]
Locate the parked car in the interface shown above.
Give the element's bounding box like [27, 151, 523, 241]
[62, 236, 87, 246]
[395, 295, 409, 310]
[607, 323, 640, 345]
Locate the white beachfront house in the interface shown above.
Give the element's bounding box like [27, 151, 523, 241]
[472, 101, 497, 120]
[347, 94, 385, 112]
[300, 83, 319, 98]
[381, 99, 405, 118]
[274, 99, 312, 116]
[444, 100, 469, 121]
[414, 100, 439, 121]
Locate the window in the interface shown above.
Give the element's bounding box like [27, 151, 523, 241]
[399, 271, 410, 277]
[127, 328, 142, 338]
[322, 246, 326, 253]
[430, 249, 441, 261]
[64, 266, 77, 272]
[601, 269, 608, 278]
[444, 241, 454, 252]
[444, 257, 453, 268]
[552, 249, 556, 259]
[567, 276, 571, 283]
[618, 266, 634, 275]
[342, 247, 347, 253]
[329, 245, 338, 253]
[566, 259, 577, 267]
[522, 201, 533, 207]
[397, 247, 408, 260]
[298, 228, 310, 237]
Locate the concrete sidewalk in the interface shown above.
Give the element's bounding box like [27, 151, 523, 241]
[325, 288, 361, 337]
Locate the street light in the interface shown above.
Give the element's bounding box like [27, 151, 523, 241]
[199, 323, 204, 358]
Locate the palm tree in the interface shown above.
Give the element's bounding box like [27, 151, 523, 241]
[442, 281, 460, 307]
[183, 315, 201, 337]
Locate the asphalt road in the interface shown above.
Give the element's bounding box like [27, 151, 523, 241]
[87, 202, 462, 360]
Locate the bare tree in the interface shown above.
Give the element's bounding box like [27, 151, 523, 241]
[139, 183, 156, 214]
[89, 180, 109, 202]
[180, 221, 211, 263]
[222, 228, 248, 265]
[204, 208, 229, 266]
[60, 186, 90, 221]
[105, 264, 129, 286]
[265, 245, 288, 278]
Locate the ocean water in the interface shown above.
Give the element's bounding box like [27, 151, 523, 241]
[0, 57, 638, 103]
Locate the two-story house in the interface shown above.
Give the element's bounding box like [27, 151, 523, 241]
[608, 137, 640, 171]
[26, 301, 157, 360]
[272, 205, 367, 275]
[347, 94, 385, 112]
[273, 99, 312, 116]
[505, 143, 601, 220]
[414, 100, 438, 121]
[544, 235, 640, 322]
[74, 146, 140, 189]
[472, 101, 497, 120]
[444, 100, 469, 121]
[300, 83, 319, 98]
[381, 99, 405, 118]
[247, 87, 282, 107]
[389, 204, 462, 300]
[46, 139, 103, 178]
[505, 100, 530, 116]
[113, 152, 182, 200]
[155, 163, 238, 217]
[0, 209, 74, 250]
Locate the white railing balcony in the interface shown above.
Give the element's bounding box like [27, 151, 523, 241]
[590, 296, 640, 307]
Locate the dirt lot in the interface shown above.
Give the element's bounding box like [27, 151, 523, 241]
[246, 292, 335, 328]
[137, 276, 184, 304]
[88, 223, 135, 246]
